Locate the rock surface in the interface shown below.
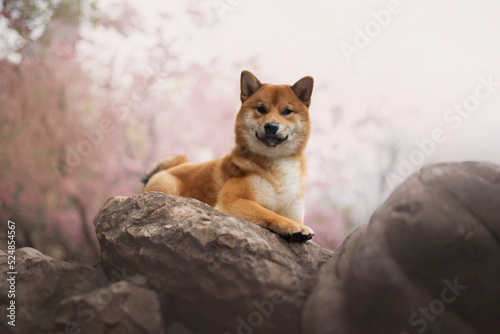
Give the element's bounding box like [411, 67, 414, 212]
[0, 247, 109, 334]
[302, 161, 500, 334]
[53, 281, 164, 334]
[93, 192, 333, 334]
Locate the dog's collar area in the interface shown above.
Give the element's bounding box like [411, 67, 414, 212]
[255, 132, 288, 147]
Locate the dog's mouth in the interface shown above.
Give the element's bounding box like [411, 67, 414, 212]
[255, 132, 288, 147]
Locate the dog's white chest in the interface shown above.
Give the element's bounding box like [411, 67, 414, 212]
[248, 159, 305, 223]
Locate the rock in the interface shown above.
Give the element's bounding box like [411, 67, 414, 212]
[0, 247, 164, 334]
[53, 281, 164, 334]
[302, 161, 500, 334]
[5, 161, 498, 334]
[0, 247, 109, 334]
[93, 192, 333, 334]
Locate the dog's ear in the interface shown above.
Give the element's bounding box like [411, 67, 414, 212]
[291, 76, 314, 107]
[240, 71, 262, 103]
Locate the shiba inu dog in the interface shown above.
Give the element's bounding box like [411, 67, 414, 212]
[142, 71, 314, 241]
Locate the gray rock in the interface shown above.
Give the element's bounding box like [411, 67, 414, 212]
[93, 192, 333, 334]
[53, 281, 164, 334]
[0, 247, 109, 334]
[302, 162, 500, 334]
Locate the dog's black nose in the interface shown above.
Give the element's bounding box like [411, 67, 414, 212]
[264, 122, 279, 135]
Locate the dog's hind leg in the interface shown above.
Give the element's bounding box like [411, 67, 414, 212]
[141, 155, 187, 185]
[142, 170, 181, 195]
[141, 155, 187, 194]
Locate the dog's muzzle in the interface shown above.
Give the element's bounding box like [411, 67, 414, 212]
[255, 132, 288, 147]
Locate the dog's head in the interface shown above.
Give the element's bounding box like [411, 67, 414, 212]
[235, 71, 313, 158]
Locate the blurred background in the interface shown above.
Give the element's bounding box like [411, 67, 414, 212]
[1, 0, 499, 263]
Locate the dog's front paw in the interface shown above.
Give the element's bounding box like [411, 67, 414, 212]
[288, 225, 314, 242]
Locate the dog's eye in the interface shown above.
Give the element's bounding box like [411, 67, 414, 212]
[282, 108, 293, 116]
[257, 106, 267, 114]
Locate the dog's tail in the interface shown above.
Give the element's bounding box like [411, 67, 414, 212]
[141, 155, 188, 185]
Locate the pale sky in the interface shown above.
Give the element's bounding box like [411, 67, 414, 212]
[88, 0, 500, 159]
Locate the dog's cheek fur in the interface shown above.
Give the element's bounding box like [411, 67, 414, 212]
[234, 109, 256, 149]
[287, 108, 310, 142]
[296, 111, 311, 144]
